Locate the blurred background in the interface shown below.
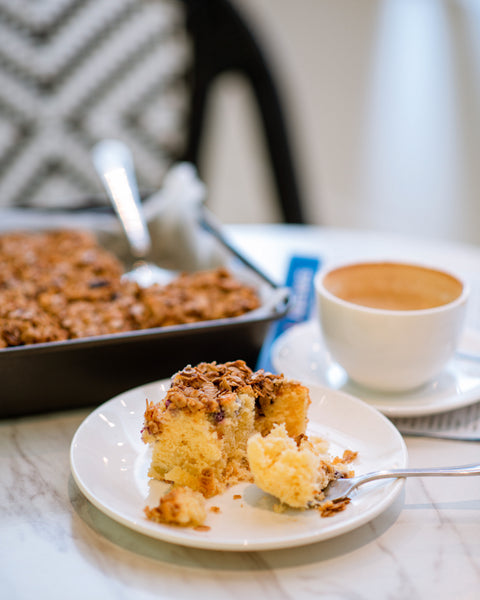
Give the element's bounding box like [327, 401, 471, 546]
[205, 0, 480, 245]
[1, 0, 480, 244]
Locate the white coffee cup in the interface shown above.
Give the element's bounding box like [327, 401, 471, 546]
[315, 261, 469, 392]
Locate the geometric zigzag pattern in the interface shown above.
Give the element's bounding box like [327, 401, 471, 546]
[0, 0, 191, 208]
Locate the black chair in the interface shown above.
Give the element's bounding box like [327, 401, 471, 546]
[0, 0, 306, 223]
[181, 0, 306, 223]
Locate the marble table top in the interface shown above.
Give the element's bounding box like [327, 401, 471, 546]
[1, 225, 479, 600]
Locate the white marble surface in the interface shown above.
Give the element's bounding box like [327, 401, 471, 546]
[1, 225, 480, 600]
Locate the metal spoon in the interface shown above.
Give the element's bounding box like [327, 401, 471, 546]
[92, 139, 176, 287]
[319, 462, 480, 505]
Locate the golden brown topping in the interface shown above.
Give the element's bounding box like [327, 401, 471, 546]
[142, 400, 165, 439]
[198, 467, 221, 498]
[318, 498, 351, 517]
[333, 450, 358, 466]
[341, 450, 358, 464]
[160, 361, 284, 417]
[0, 231, 260, 348]
[249, 370, 285, 417]
[137, 268, 260, 328]
[164, 360, 253, 413]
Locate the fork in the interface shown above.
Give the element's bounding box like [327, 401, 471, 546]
[322, 463, 480, 504]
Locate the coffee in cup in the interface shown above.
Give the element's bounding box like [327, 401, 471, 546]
[315, 261, 468, 392]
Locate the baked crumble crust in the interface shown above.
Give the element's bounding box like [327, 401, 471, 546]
[142, 360, 291, 439]
[317, 498, 351, 517]
[0, 231, 260, 348]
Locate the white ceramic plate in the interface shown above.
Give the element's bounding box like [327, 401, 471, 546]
[70, 379, 407, 551]
[272, 321, 480, 418]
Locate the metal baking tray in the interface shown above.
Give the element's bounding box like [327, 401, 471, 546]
[0, 211, 289, 419]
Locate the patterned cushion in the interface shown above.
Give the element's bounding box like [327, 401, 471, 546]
[0, 0, 191, 208]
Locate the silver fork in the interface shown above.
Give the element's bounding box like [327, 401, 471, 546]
[322, 463, 480, 504]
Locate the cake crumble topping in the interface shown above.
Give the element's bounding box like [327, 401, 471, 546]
[0, 231, 260, 348]
[142, 360, 286, 438]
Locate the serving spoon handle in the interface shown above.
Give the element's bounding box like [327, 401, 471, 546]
[92, 139, 151, 258]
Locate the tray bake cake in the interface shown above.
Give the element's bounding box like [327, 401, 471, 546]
[0, 223, 288, 419]
[0, 230, 260, 347]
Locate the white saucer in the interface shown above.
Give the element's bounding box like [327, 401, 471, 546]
[271, 321, 480, 417]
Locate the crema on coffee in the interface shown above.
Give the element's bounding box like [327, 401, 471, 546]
[323, 262, 463, 311]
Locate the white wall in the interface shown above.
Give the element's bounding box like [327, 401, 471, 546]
[202, 0, 480, 246]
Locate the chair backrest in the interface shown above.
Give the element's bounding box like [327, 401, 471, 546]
[0, 0, 306, 223]
[180, 0, 306, 223]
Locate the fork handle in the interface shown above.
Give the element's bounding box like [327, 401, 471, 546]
[355, 463, 480, 489]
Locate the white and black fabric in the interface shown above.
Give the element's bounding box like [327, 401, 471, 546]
[0, 0, 306, 222]
[0, 0, 190, 209]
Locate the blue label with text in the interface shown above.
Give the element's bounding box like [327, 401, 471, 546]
[255, 255, 321, 372]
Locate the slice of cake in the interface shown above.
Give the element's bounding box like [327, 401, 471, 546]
[141, 360, 311, 498]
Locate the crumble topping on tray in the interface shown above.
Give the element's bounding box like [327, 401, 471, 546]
[0, 230, 260, 348]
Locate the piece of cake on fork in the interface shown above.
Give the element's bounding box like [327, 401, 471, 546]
[247, 423, 357, 511]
